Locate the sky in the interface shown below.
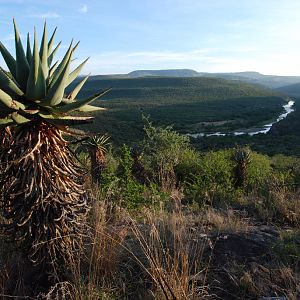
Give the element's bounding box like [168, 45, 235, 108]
[0, 0, 300, 75]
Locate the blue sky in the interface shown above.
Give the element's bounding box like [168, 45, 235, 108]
[0, 0, 300, 75]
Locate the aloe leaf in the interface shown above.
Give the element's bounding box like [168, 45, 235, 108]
[57, 89, 110, 113]
[39, 114, 94, 126]
[45, 52, 73, 106]
[0, 117, 13, 126]
[11, 112, 30, 124]
[0, 68, 24, 97]
[49, 60, 58, 77]
[0, 42, 17, 79]
[72, 41, 80, 52]
[58, 127, 87, 136]
[0, 89, 25, 110]
[67, 75, 89, 100]
[39, 21, 48, 78]
[78, 104, 106, 112]
[13, 18, 30, 90]
[60, 98, 105, 112]
[26, 28, 46, 100]
[49, 40, 73, 89]
[26, 33, 32, 65]
[66, 57, 89, 87]
[48, 40, 61, 66]
[48, 27, 57, 54]
[0, 89, 14, 109]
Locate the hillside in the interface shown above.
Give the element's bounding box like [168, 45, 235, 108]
[276, 82, 300, 96]
[72, 76, 286, 145]
[200, 71, 300, 89]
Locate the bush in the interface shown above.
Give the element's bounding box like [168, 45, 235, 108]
[184, 150, 240, 207]
[141, 117, 191, 190]
[246, 151, 272, 190]
[271, 154, 300, 186]
[175, 148, 202, 183]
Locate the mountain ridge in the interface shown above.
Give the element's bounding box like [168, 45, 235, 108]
[89, 69, 300, 89]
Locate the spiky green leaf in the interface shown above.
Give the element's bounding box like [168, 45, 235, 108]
[48, 27, 57, 54]
[0, 68, 24, 97]
[57, 89, 110, 113]
[26, 33, 32, 65]
[49, 60, 58, 78]
[67, 75, 89, 100]
[0, 89, 25, 110]
[49, 40, 73, 88]
[0, 42, 17, 79]
[45, 53, 73, 106]
[11, 112, 30, 124]
[0, 117, 13, 126]
[48, 40, 61, 67]
[78, 105, 106, 112]
[66, 57, 89, 87]
[39, 22, 48, 78]
[26, 28, 46, 100]
[13, 18, 30, 90]
[39, 114, 94, 126]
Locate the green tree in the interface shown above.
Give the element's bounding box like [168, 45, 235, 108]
[142, 117, 190, 190]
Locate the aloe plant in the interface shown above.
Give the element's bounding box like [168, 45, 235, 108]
[84, 134, 111, 183]
[0, 19, 109, 271]
[232, 146, 251, 188]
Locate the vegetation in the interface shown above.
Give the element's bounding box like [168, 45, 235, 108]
[70, 75, 285, 145]
[1, 19, 300, 300]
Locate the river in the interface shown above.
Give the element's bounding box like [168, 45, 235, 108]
[189, 99, 295, 138]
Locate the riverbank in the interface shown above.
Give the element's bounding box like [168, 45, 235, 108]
[188, 98, 295, 138]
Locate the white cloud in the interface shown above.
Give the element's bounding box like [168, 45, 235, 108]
[4, 33, 15, 41]
[3, 33, 26, 43]
[29, 12, 60, 19]
[79, 4, 88, 13]
[81, 48, 300, 76]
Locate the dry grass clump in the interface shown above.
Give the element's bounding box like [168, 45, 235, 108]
[250, 181, 300, 225]
[204, 208, 252, 233]
[237, 263, 300, 299]
[67, 199, 212, 299]
[128, 208, 211, 299]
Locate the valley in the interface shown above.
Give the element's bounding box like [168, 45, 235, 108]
[72, 75, 290, 147]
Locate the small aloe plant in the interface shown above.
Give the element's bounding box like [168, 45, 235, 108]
[84, 134, 111, 183]
[232, 146, 251, 188]
[0, 19, 110, 277]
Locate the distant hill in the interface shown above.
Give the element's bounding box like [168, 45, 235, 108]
[203, 72, 300, 89]
[275, 82, 300, 96]
[98, 69, 300, 89]
[128, 69, 199, 78]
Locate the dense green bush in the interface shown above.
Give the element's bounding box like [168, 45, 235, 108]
[175, 148, 202, 183]
[184, 150, 239, 207]
[246, 151, 272, 190]
[271, 154, 300, 186]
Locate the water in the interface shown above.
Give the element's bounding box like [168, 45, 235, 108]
[189, 99, 295, 138]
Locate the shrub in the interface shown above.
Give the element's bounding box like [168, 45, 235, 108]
[141, 117, 190, 190]
[184, 150, 239, 207]
[246, 151, 272, 190]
